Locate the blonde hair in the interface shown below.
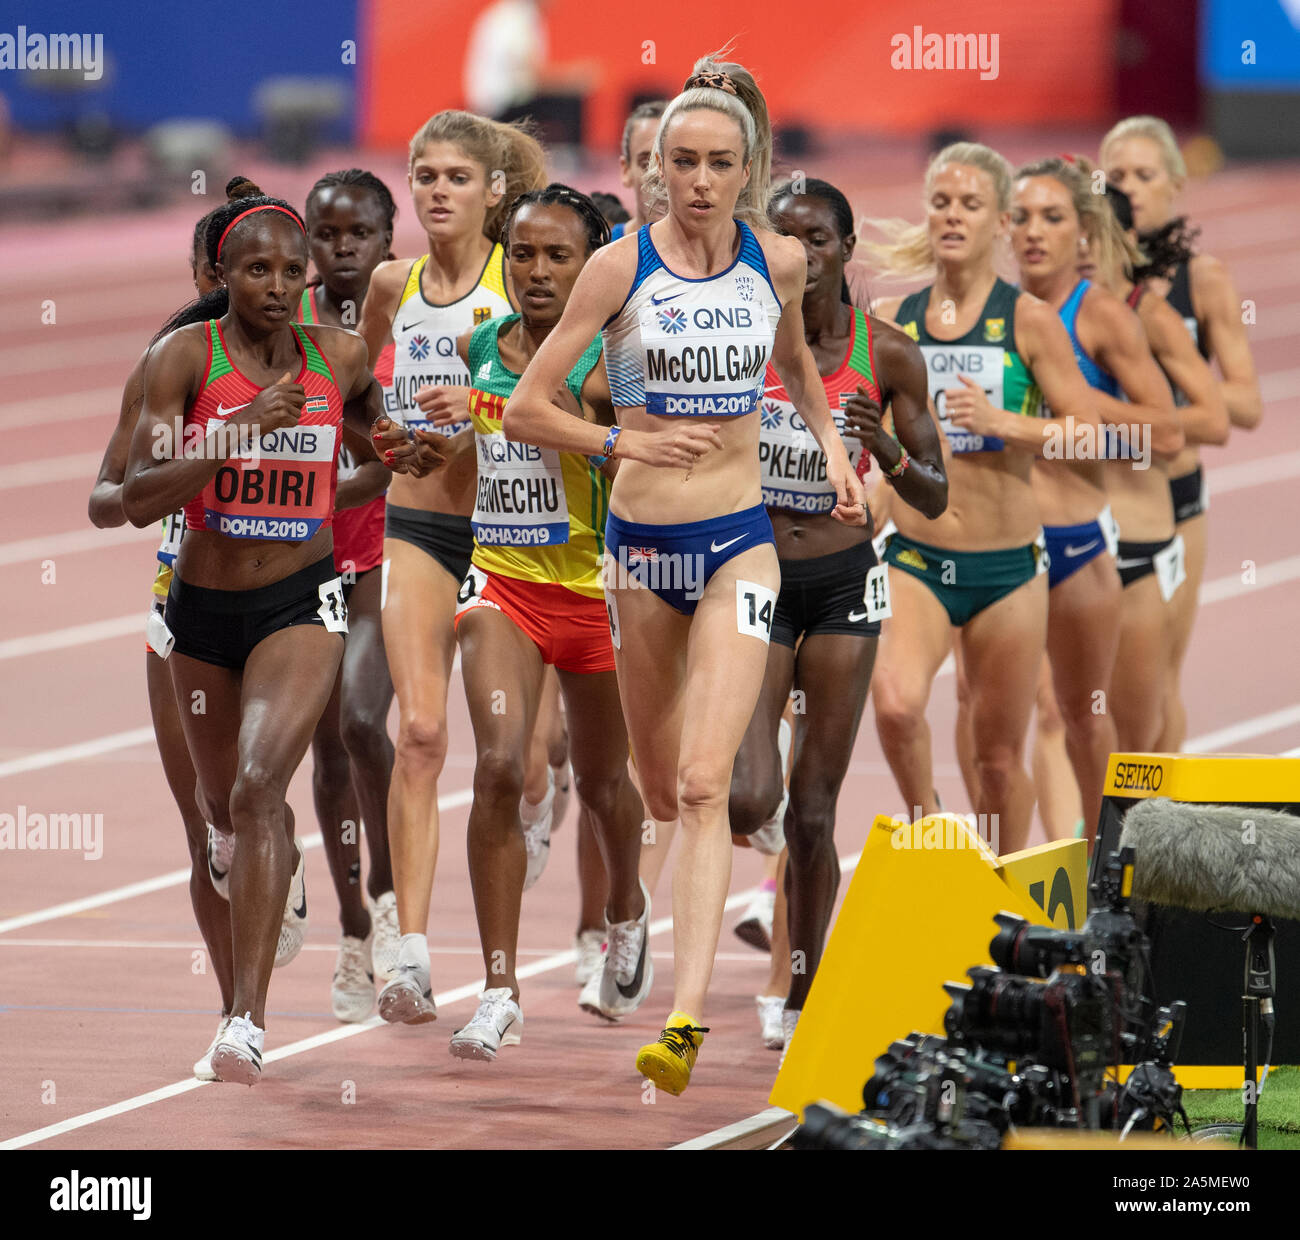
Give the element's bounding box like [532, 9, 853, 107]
[642, 49, 773, 231]
[1014, 156, 1143, 286]
[1100, 115, 1186, 182]
[408, 110, 547, 240]
[861, 142, 1013, 277]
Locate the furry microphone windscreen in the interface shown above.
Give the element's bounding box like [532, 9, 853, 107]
[1119, 798, 1300, 920]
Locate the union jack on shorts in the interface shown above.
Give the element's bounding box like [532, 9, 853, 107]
[625, 546, 659, 565]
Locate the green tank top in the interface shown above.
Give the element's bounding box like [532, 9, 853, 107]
[897, 277, 1043, 453]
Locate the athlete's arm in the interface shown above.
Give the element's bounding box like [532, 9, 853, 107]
[357, 260, 403, 369]
[123, 327, 302, 526]
[89, 349, 149, 528]
[947, 294, 1102, 453]
[581, 350, 619, 480]
[866, 322, 947, 518]
[1192, 254, 1261, 429]
[1083, 292, 1184, 459]
[1139, 295, 1229, 447]
[502, 243, 723, 468]
[766, 233, 866, 524]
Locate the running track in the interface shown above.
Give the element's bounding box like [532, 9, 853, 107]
[1, 139, 1298, 1149]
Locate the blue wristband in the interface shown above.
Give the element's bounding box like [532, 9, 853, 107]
[603, 425, 622, 459]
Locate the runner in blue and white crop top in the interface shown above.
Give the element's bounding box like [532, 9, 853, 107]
[601, 220, 783, 614]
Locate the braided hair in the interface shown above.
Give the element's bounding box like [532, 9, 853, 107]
[769, 177, 857, 304]
[501, 183, 611, 255]
[306, 168, 398, 241]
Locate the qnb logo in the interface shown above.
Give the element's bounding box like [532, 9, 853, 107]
[1112, 761, 1164, 793]
[49, 1172, 151, 1221]
[409, 334, 431, 361]
[657, 307, 687, 335]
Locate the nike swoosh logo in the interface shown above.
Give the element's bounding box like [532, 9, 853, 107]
[1115, 557, 1146, 570]
[650, 291, 685, 305]
[710, 534, 747, 553]
[215, 401, 251, 419]
[847, 609, 868, 622]
[1063, 540, 1100, 558]
[399, 320, 421, 333]
[293, 891, 307, 920]
[616, 930, 648, 999]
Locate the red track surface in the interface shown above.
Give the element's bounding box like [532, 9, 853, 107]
[2, 141, 1298, 1150]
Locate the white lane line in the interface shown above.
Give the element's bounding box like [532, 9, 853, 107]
[0, 332, 155, 380]
[1183, 705, 1300, 754]
[0, 854, 861, 1151]
[0, 726, 156, 782]
[1205, 450, 1300, 497]
[0, 452, 103, 492]
[0, 387, 120, 431]
[1198, 554, 1300, 605]
[0, 790, 475, 936]
[0, 614, 141, 661]
[0, 524, 154, 568]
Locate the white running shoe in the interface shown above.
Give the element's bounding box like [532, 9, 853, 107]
[368, 890, 400, 983]
[449, 988, 522, 1061]
[756, 995, 785, 1050]
[574, 929, 605, 986]
[193, 1015, 231, 1081]
[332, 932, 375, 1023]
[582, 880, 653, 1021]
[378, 960, 438, 1025]
[551, 760, 572, 833]
[734, 886, 776, 952]
[521, 770, 555, 892]
[779, 1008, 800, 1067]
[211, 1011, 264, 1086]
[274, 839, 308, 968]
[207, 825, 235, 901]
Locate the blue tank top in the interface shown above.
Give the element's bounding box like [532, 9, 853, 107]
[1059, 280, 1119, 396]
[610, 221, 626, 241]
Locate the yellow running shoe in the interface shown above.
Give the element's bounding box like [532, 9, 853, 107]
[636, 1010, 709, 1095]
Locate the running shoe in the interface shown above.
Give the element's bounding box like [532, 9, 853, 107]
[207, 824, 235, 901]
[521, 770, 555, 892]
[780, 1008, 800, 1066]
[582, 879, 653, 1020]
[551, 759, 572, 832]
[378, 960, 438, 1025]
[273, 839, 308, 969]
[331, 932, 375, 1023]
[210, 1012, 264, 1086]
[574, 929, 605, 986]
[449, 988, 522, 1061]
[193, 1015, 230, 1081]
[756, 994, 785, 1050]
[369, 890, 400, 983]
[733, 885, 776, 952]
[636, 1011, 709, 1096]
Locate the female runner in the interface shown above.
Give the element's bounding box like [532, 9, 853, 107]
[505, 52, 866, 1094]
[299, 169, 404, 1020]
[729, 177, 945, 1050]
[356, 112, 546, 1024]
[1006, 157, 1181, 842]
[122, 193, 436, 1083]
[1101, 116, 1258, 751]
[864, 142, 1103, 854]
[449, 184, 653, 1057]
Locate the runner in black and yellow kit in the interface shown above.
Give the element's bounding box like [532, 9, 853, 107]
[865, 142, 1103, 854]
[357, 112, 547, 1026]
[449, 185, 650, 1058]
[730, 178, 945, 1053]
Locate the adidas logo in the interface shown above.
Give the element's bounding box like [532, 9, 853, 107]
[897, 549, 928, 571]
[477, 362, 492, 381]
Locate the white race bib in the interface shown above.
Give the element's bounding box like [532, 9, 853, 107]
[640, 300, 770, 417]
[759, 391, 863, 514]
[471, 430, 569, 548]
[1154, 534, 1186, 602]
[921, 344, 1006, 453]
[157, 510, 185, 566]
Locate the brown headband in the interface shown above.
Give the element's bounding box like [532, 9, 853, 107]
[685, 71, 738, 96]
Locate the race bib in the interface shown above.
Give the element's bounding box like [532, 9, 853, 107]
[157, 510, 185, 566]
[863, 562, 892, 622]
[640, 300, 770, 417]
[455, 563, 491, 618]
[1154, 534, 1186, 603]
[390, 334, 470, 436]
[316, 576, 349, 633]
[736, 579, 777, 643]
[202, 423, 337, 541]
[921, 344, 1006, 453]
[471, 429, 569, 548]
[758, 390, 864, 514]
[872, 518, 897, 561]
[145, 599, 174, 659]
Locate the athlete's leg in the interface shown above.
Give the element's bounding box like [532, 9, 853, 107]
[337, 566, 396, 901]
[635, 756, 678, 899]
[959, 572, 1048, 855]
[1111, 576, 1167, 753]
[764, 849, 790, 999]
[1045, 553, 1121, 846]
[524, 667, 560, 806]
[576, 804, 608, 936]
[381, 539, 458, 938]
[310, 667, 369, 938]
[1158, 511, 1207, 752]
[952, 637, 980, 808]
[458, 605, 546, 1001]
[785, 631, 877, 1010]
[728, 642, 796, 836]
[1032, 655, 1082, 842]
[147, 649, 232, 1012]
[872, 571, 953, 818]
